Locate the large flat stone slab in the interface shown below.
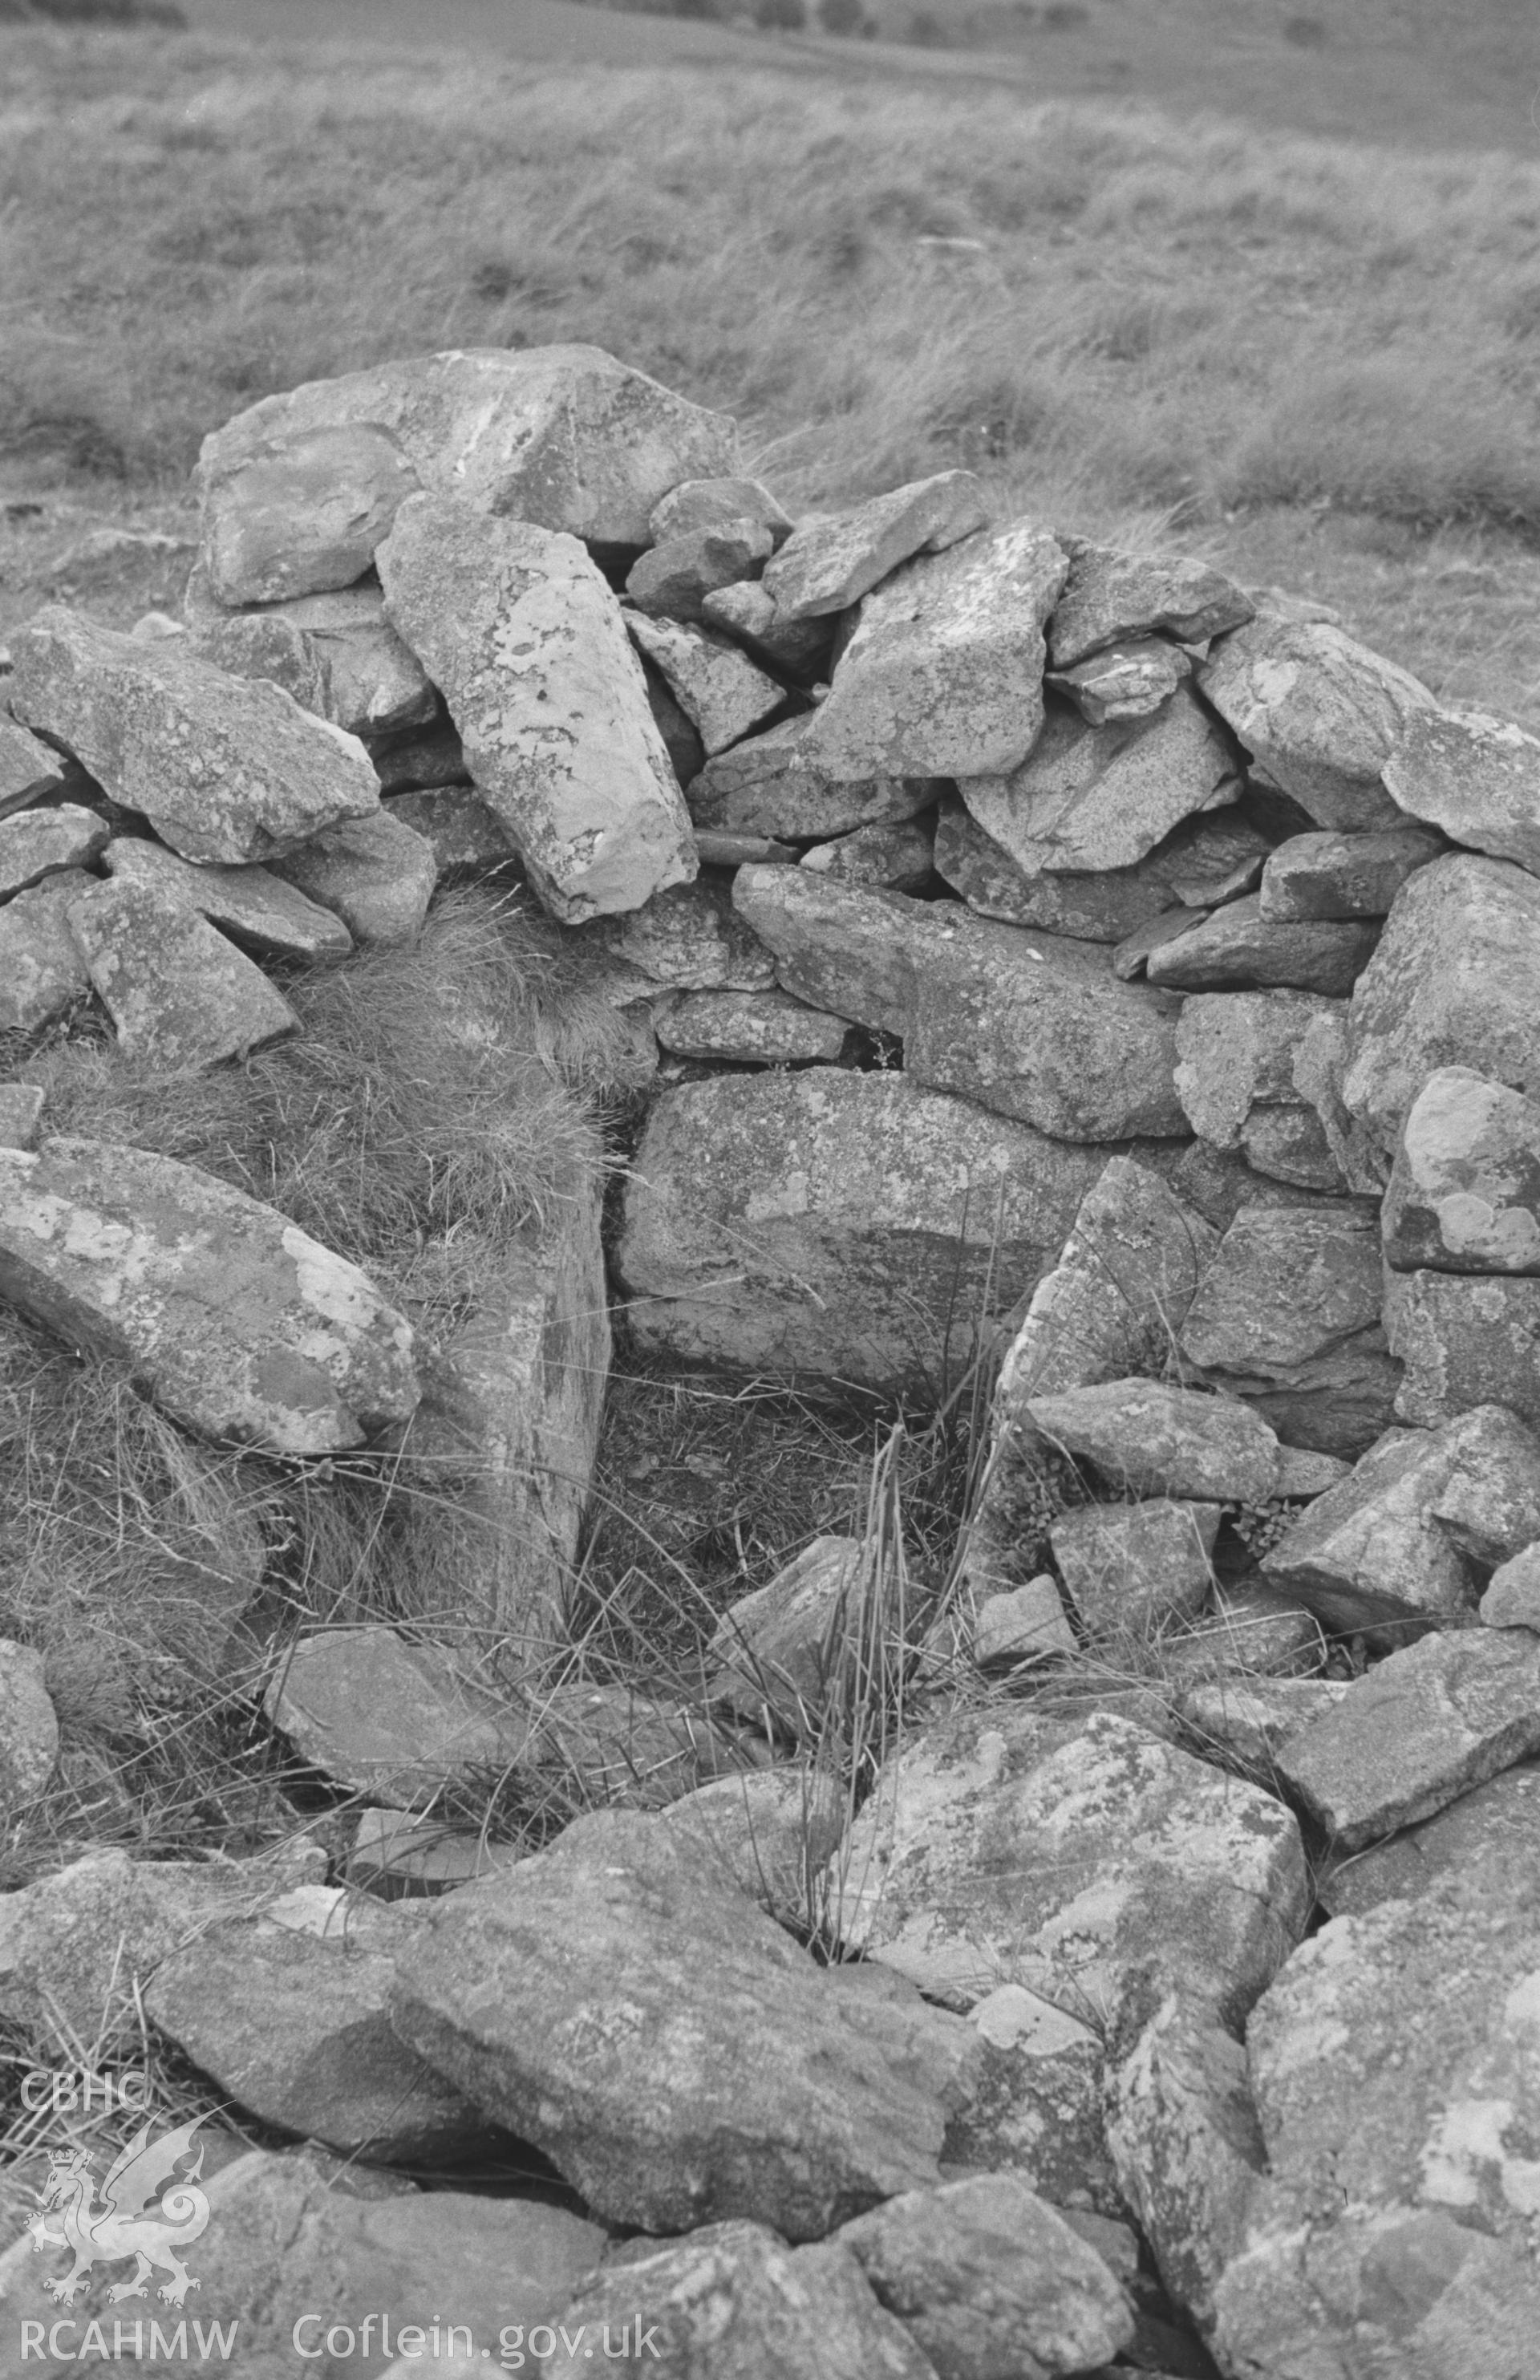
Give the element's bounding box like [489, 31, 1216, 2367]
[379, 492, 695, 922]
[264, 1626, 527, 1807]
[9, 606, 381, 865]
[1197, 616, 1433, 831]
[0, 1137, 419, 1455]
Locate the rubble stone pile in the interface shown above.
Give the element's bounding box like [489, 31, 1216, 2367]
[3, 343, 1540, 2378]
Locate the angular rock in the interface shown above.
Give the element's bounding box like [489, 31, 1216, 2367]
[644, 660, 707, 785]
[650, 474, 792, 546]
[1279, 1627, 1540, 1849]
[944, 1983, 1117, 2212]
[1384, 1065, 1540, 1274]
[837, 2174, 1134, 2379]
[616, 1071, 1133, 1393]
[693, 828, 799, 869]
[267, 808, 436, 946]
[379, 492, 694, 922]
[626, 519, 775, 623]
[1046, 636, 1191, 727]
[1173, 988, 1343, 1148]
[1176, 1202, 1398, 1458]
[0, 1640, 57, 1811]
[1178, 1676, 1348, 1767]
[800, 522, 1069, 782]
[689, 712, 938, 841]
[1342, 853, 1540, 1154]
[537, 2222, 939, 2380]
[958, 687, 1237, 878]
[1316, 1758, 1540, 1916]
[0, 1085, 43, 1150]
[1166, 1581, 1328, 1681]
[386, 785, 517, 879]
[517, 1681, 742, 1813]
[707, 1535, 861, 1730]
[1481, 1543, 1540, 1628]
[201, 344, 738, 552]
[655, 1766, 846, 1926]
[0, 800, 107, 899]
[0, 714, 65, 811]
[733, 870, 1187, 1141]
[800, 811, 936, 893]
[1258, 825, 1443, 921]
[1384, 703, 1540, 876]
[10, 606, 381, 865]
[0, 1138, 419, 1456]
[388, 1811, 962, 2237]
[828, 1706, 1308, 2028]
[762, 470, 989, 622]
[592, 870, 775, 991]
[934, 797, 1266, 943]
[264, 1628, 525, 1809]
[366, 714, 470, 795]
[652, 987, 847, 1064]
[971, 1579, 1076, 1665]
[143, 1913, 493, 2164]
[102, 834, 354, 960]
[1197, 617, 1433, 830]
[1049, 1498, 1219, 1636]
[1385, 1267, 1540, 1432]
[0, 871, 92, 1032]
[1048, 543, 1253, 669]
[1144, 895, 1378, 995]
[197, 420, 421, 604]
[348, 1808, 523, 1897]
[625, 610, 784, 757]
[66, 878, 300, 1068]
[701, 577, 834, 677]
[189, 574, 436, 738]
[1023, 1380, 1283, 1502]
[1262, 1403, 1540, 1640]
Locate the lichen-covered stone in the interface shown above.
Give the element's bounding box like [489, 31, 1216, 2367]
[624, 611, 784, 756]
[1258, 825, 1443, 921]
[0, 873, 93, 1031]
[590, 871, 776, 991]
[1481, 1543, 1540, 1629]
[1384, 1266, 1540, 1432]
[934, 797, 1265, 943]
[652, 987, 847, 1064]
[707, 1536, 861, 1730]
[1177, 1676, 1347, 1766]
[103, 835, 354, 961]
[626, 518, 776, 624]
[1197, 616, 1434, 831]
[1023, 1379, 1283, 1503]
[0, 801, 107, 899]
[1384, 1066, 1540, 1274]
[1046, 635, 1192, 726]
[0, 1640, 58, 1812]
[800, 811, 936, 894]
[1048, 542, 1253, 668]
[650, 475, 792, 546]
[0, 715, 65, 809]
[264, 1627, 527, 1808]
[654, 1767, 846, 1926]
[761, 470, 989, 622]
[1050, 1498, 1219, 1636]
[67, 878, 301, 1068]
[1384, 703, 1540, 876]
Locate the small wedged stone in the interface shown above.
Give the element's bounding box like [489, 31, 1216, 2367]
[378, 492, 695, 923]
[199, 343, 739, 552]
[958, 687, 1237, 878]
[188, 573, 436, 738]
[945, 1983, 1116, 2212]
[1178, 1676, 1348, 1766]
[1196, 616, 1434, 831]
[626, 519, 775, 623]
[365, 716, 470, 795]
[761, 470, 990, 622]
[1048, 542, 1253, 668]
[0, 1138, 419, 1456]
[0, 801, 107, 899]
[1049, 1498, 1219, 1636]
[1384, 1266, 1540, 1432]
[1046, 636, 1191, 726]
[651, 987, 847, 1064]
[1258, 825, 1443, 921]
[10, 606, 382, 866]
[268, 809, 436, 946]
[1168, 1581, 1328, 1683]
[0, 872, 93, 1031]
[694, 827, 798, 870]
[800, 811, 936, 893]
[624, 610, 784, 756]
[67, 878, 301, 1068]
[1023, 1380, 1283, 1503]
[1384, 703, 1540, 876]
[1261, 1403, 1540, 1641]
[197, 421, 421, 604]
[707, 1536, 861, 1730]
[1383, 1065, 1540, 1274]
[1315, 1758, 1540, 1916]
[700, 578, 835, 677]
[590, 870, 776, 991]
[650, 475, 792, 546]
[690, 711, 939, 841]
[103, 834, 354, 960]
[971, 1579, 1076, 1665]
[800, 521, 1069, 783]
[1144, 896, 1378, 995]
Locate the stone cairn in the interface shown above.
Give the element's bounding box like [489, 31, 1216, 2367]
[2, 343, 1538, 2378]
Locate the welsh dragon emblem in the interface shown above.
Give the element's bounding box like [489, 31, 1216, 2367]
[25, 2117, 210, 2307]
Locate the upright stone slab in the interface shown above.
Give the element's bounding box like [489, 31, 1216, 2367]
[1048, 541, 1253, 667]
[197, 343, 739, 553]
[800, 521, 1069, 782]
[0, 1138, 419, 1456]
[378, 493, 695, 922]
[1384, 704, 1540, 876]
[9, 606, 381, 865]
[760, 469, 989, 621]
[1383, 1066, 1540, 1274]
[1197, 616, 1433, 831]
[66, 878, 301, 1069]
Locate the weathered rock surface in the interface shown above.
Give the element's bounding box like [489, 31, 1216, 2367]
[1384, 703, 1540, 876]
[707, 1535, 861, 1729]
[0, 1640, 57, 1811]
[198, 343, 738, 551]
[197, 421, 422, 605]
[1167, 1581, 1329, 1682]
[386, 784, 517, 878]
[378, 493, 694, 922]
[103, 833, 354, 961]
[762, 471, 990, 622]
[652, 987, 848, 1064]
[1144, 895, 1378, 995]
[689, 712, 938, 841]
[1262, 1403, 1540, 1640]
[650, 474, 792, 546]
[617, 1071, 1133, 1391]
[1049, 1498, 1218, 1636]
[67, 878, 301, 1068]
[837, 2174, 1134, 2378]
[1023, 1380, 1283, 1502]
[936, 797, 1266, 943]
[1173, 989, 1341, 1150]
[625, 610, 784, 756]
[189, 574, 437, 738]
[1197, 616, 1433, 830]
[800, 522, 1069, 782]
[971, 1578, 1076, 1664]
[0, 801, 107, 899]
[264, 1627, 525, 1807]
[800, 811, 936, 893]
[655, 1767, 846, 1925]
[733, 870, 1187, 1141]
[1048, 542, 1253, 668]
[1384, 1065, 1540, 1274]
[943, 1983, 1117, 2212]
[1258, 824, 1443, 921]
[829, 1706, 1307, 2027]
[1384, 1267, 1540, 1432]
[1481, 1542, 1540, 1628]
[0, 871, 92, 1032]
[1342, 853, 1540, 1154]
[626, 518, 776, 622]
[0, 1085, 40, 1149]
[10, 606, 381, 865]
[1278, 1626, 1540, 1849]
[268, 808, 437, 946]
[389, 1812, 966, 2238]
[1316, 1758, 1540, 1916]
[518, 1682, 742, 1812]
[1176, 1202, 1399, 1457]
[590, 870, 775, 990]
[1178, 1676, 1348, 1767]
[0, 1138, 419, 1456]
[702, 575, 833, 675]
[958, 687, 1236, 878]
[1046, 635, 1191, 726]
[0, 714, 65, 808]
